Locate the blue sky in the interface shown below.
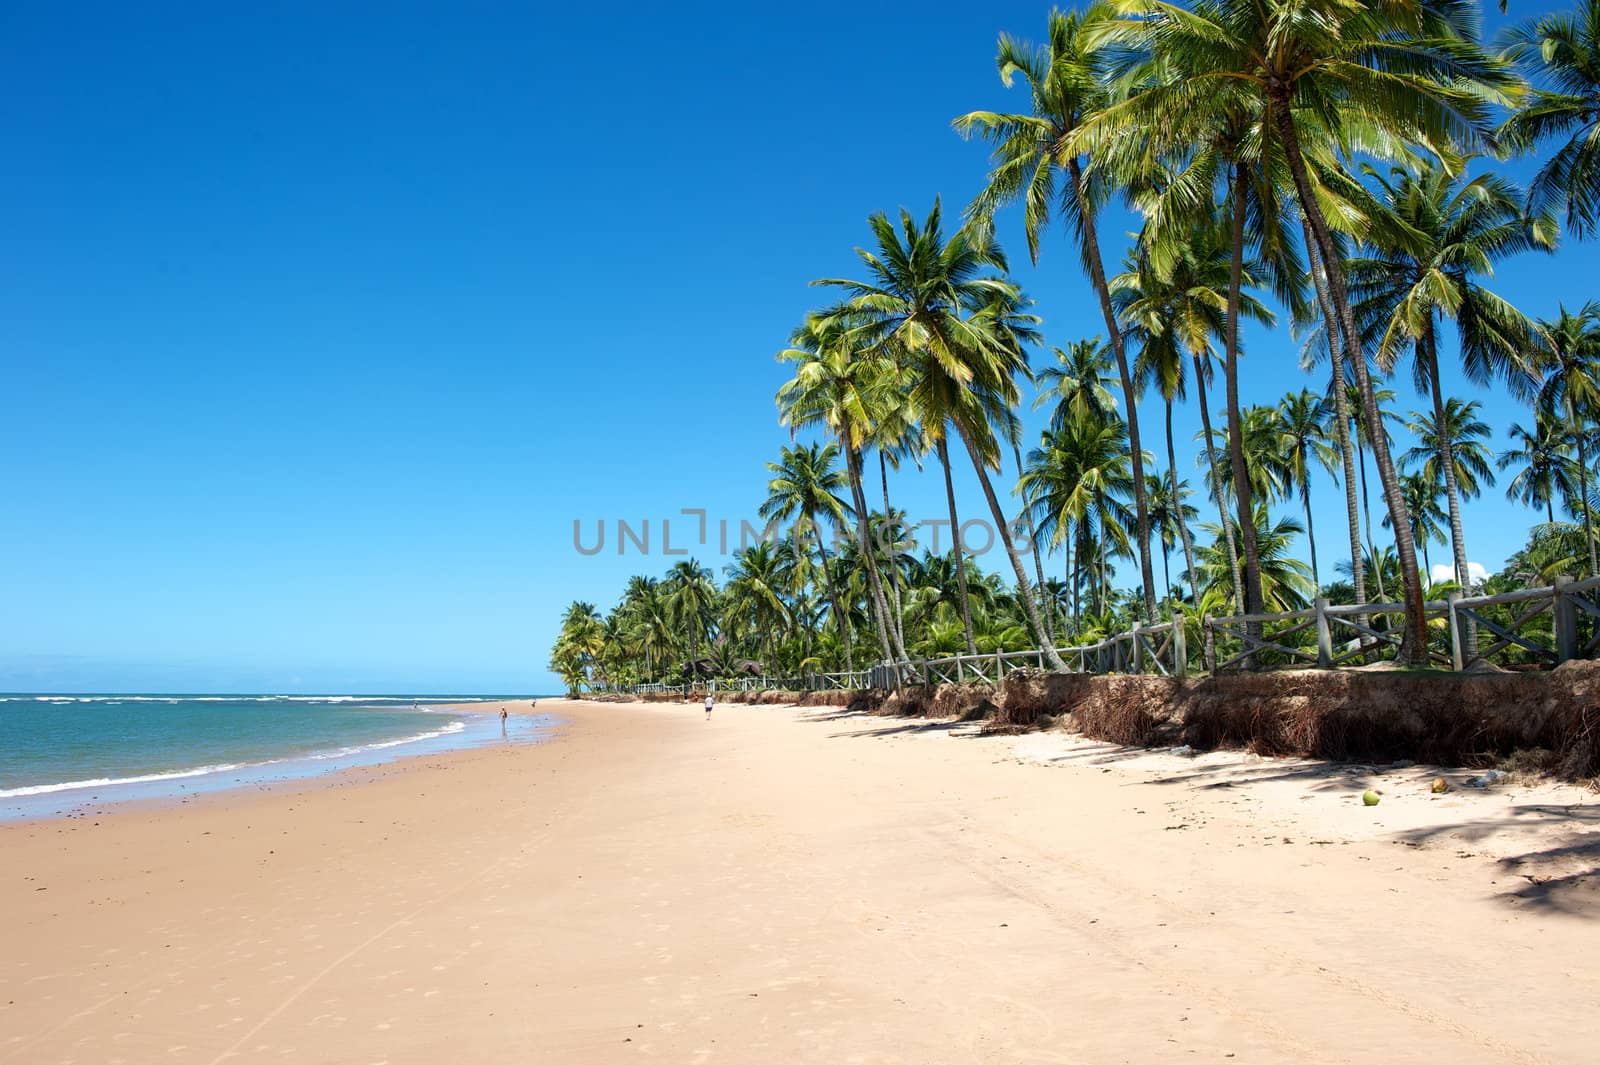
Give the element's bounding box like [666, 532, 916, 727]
[3, 2, 1594, 694]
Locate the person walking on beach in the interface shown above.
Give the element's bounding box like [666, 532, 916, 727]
[704, 693, 713, 721]
[499, 706, 508, 733]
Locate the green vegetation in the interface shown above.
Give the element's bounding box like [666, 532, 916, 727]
[550, 1, 1600, 695]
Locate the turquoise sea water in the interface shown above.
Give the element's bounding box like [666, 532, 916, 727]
[0, 694, 553, 819]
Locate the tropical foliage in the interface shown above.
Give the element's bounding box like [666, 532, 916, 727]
[550, 0, 1600, 692]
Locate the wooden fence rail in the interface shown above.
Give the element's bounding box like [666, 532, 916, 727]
[609, 578, 1600, 695]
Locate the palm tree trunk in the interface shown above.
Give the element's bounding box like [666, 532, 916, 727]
[953, 421, 1067, 670]
[815, 537, 853, 674]
[1276, 102, 1427, 664]
[1224, 162, 1265, 629]
[1357, 433, 1389, 602]
[1069, 156, 1157, 622]
[1194, 354, 1243, 608]
[1167, 400, 1204, 612]
[1356, 428, 1382, 598]
[878, 450, 907, 649]
[1301, 475, 1321, 593]
[1069, 524, 1080, 634]
[1424, 325, 1471, 592]
[1015, 442, 1054, 640]
[937, 436, 979, 655]
[845, 443, 901, 667]
[1577, 419, 1597, 577]
[1305, 225, 1368, 607]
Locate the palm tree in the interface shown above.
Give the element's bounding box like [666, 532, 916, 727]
[1349, 160, 1549, 591]
[1194, 510, 1315, 614]
[776, 313, 905, 666]
[1100, 0, 1519, 663]
[1500, 1, 1600, 238]
[956, 4, 1160, 623]
[814, 202, 1066, 669]
[723, 543, 793, 673]
[1498, 416, 1580, 525]
[1385, 472, 1450, 581]
[1112, 222, 1276, 612]
[1402, 399, 1498, 506]
[1534, 301, 1600, 575]
[1019, 414, 1135, 630]
[1034, 338, 1119, 429]
[1202, 405, 1294, 513]
[759, 442, 855, 672]
[1278, 389, 1339, 591]
[663, 560, 717, 666]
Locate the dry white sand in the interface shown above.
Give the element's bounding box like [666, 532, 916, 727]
[3, 697, 1597, 1064]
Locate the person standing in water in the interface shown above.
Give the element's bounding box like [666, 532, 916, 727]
[499, 706, 508, 733]
[704, 693, 713, 721]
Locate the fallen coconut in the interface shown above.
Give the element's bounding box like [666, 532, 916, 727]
[1362, 790, 1381, 806]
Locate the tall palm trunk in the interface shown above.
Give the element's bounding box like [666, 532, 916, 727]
[937, 436, 979, 655]
[1069, 525, 1080, 634]
[1300, 472, 1321, 592]
[845, 443, 902, 667]
[1166, 400, 1203, 611]
[879, 450, 907, 648]
[1356, 429, 1388, 602]
[1224, 163, 1265, 630]
[1422, 323, 1471, 592]
[1306, 229, 1368, 607]
[953, 422, 1067, 670]
[1194, 354, 1243, 608]
[1577, 419, 1597, 577]
[815, 536, 853, 674]
[1275, 102, 1427, 663]
[1069, 157, 1157, 622]
[1015, 442, 1054, 640]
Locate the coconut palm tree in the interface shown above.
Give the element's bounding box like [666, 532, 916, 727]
[1498, 415, 1581, 524]
[1194, 509, 1315, 614]
[1034, 338, 1119, 429]
[814, 202, 1066, 669]
[1019, 414, 1135, 629]
[1112, 221, 1275, 612]
[1500, 1, 1600, 238]
[663, 560, 717, 666]
[1349, 160, 1549, 591]
[1199, 405, 1293, 512]
[1278, 389, 1340, 591]
[1098, 0, 1519, 663]
[955, 3, 1160, 623]
[1402, 399, 1498, 507]
[723, 543, 793, 673]
[1534, 301, 1600, 575]
[1385, 472, 1450, 581]
[759, 442, 855, 672]
[776, 314, 905, 665]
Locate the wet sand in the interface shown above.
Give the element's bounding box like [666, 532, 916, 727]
[3, 697, 1596, 1064]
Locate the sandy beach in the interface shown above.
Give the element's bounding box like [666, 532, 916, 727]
[3, 697, 1597, 1064]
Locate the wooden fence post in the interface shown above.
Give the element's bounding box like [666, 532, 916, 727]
[1131, 628, 1145, 673]
[1172, 613, 1188, 679]
[1314, 597, 1333, 669]
[1446, 591, 1465, 672]
[1201, 614, 1216, 674]
[995, 649, 1004, 684]
[1554, 575, 1579, 664]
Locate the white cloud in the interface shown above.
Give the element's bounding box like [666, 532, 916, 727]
[1430, 561, 1489, 587]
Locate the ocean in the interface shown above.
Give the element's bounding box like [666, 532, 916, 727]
[0, 693, 554, 819]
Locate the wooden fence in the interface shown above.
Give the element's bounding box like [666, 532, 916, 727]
[608, 576, 1600, 695]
